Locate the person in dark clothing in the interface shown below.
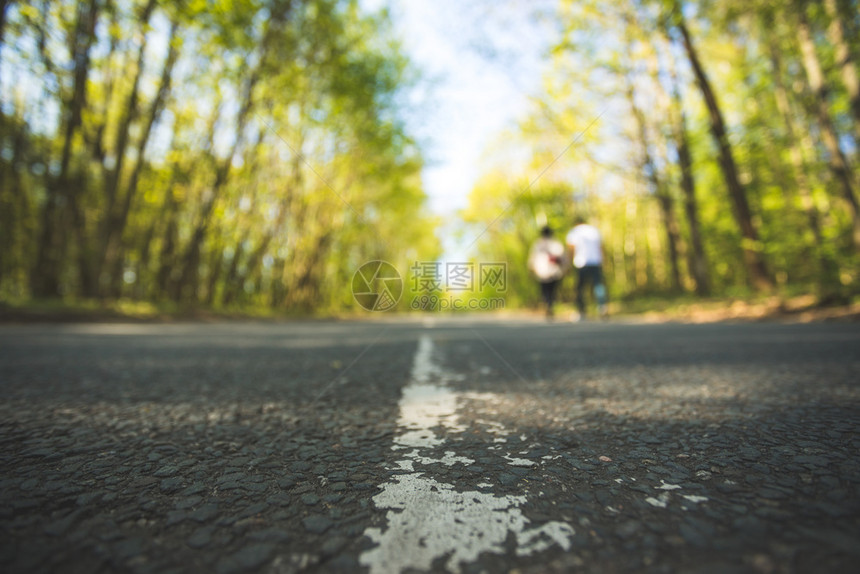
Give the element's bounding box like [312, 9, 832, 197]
[565, 217, 608, 320]
[528, 226, 567, 320]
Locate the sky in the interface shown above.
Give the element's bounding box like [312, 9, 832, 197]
[380, 1, 555, 217]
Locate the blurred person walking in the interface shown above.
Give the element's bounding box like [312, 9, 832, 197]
[566, 216, 608, 320]
[528, 226, 567, 320]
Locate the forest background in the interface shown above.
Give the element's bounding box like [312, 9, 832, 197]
[1, 0, 858, 318]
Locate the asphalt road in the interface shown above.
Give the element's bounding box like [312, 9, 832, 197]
[0, 317, 858, 573]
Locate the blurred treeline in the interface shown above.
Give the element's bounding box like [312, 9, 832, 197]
[464, 0, 860, 308]
[0, 0, 439, 311]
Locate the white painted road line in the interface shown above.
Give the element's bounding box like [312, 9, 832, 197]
[359, 335, 575, 573]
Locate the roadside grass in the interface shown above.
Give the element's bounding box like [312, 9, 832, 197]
[608, 290, 860, 323]
[0, 298, 322, 323]
[2, 290, 858, 323]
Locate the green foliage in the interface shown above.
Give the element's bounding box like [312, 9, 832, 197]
[0, 0, 439, 311]
[462, 171, 582, 308]
[464, 0, 860, 307]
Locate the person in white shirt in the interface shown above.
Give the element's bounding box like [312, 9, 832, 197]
[528, 226, 567, 319]
[565, 217, 607, 319]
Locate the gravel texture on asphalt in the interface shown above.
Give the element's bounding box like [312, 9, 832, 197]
[0, 319, 858, 573]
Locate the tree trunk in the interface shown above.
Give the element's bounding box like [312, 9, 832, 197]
[657, 15, 710, 295]
[220, 236, 249, 306]
[292, 231, 333, 311]
[96, 0, 157, 295]
[769, 40, 841, 289]
[103, 19, 180, 297]
[173, 72, 260, 301]
[35, 0, 57, 77]
[155, 191, 179, 298]
[154, 132, 184, 300]
[795, 1, 860, 249]
[229, 151, 301, 305]
[270, 257, 286, 308]
[824, 0, 860, 141]
[31, 0, 99, 297]
[0, 0, 11, 84]
[626, 79, 683, 292]
[85, 0, 117, 168]
[656, 192, 683, 290]
[102, 0, 156, 210]
[674, 8, 774, 291]
[205, 247, 224, 306]
[670, 77, 711, 295]
[0, 117, 26, 290]
[135, 218, 158, 300]
[70, 169, 97, 297]
[172, 4, 292, 301]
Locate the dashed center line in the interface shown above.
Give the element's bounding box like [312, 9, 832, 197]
[359, 335, 575, 573]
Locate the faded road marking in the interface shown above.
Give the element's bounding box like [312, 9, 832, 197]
[360, 335, 575, 573]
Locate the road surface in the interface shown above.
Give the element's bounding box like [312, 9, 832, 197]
[1, 317, 858, 573]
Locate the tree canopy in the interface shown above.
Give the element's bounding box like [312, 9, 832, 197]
[463, 0, 859, 307]
[1, 0, 858, 314]
[0, 0, 439, 311]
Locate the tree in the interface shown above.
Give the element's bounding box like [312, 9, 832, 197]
[667, 50, 710, 295]
[824, 0, 860, 143]
[31, 0, 100, 297]
[670, 3, 774, 291]
[793, 0, 860, 249]
[625, 71, 685, 292]
[1, 0, 439, 312]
